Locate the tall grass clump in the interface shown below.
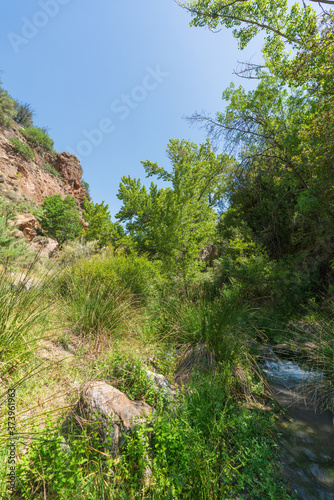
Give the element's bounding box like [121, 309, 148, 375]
[60, 265, 138, 338]
[0, 263, 60, 495]
[69, 252, 166, 304]
[157, 295, 251, 366]
[291, 309, 334, 412]
[0, 265, 55, 377]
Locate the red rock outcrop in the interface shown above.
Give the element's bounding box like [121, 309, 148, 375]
[0, 123, 89, 208]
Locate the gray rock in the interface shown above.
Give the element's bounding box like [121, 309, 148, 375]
[145, 370, 175, 400]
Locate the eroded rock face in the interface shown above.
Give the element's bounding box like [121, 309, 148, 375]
[0, 124, 89, 207]
[63, 381, 153, 454]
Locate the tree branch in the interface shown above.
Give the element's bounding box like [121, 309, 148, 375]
[179, 4, 301, 44]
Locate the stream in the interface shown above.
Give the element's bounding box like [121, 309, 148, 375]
[262, 349, 334, 499]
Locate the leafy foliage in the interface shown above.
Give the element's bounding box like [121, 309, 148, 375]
[117, 139, 230, 291]
[21, 126, 55, 154]
[0, 81, 17, 127]
[43, 162, 60, 178]
[9, 137, 34, 160]
[82, 198, 124, 248]
[38, 195, 82, 244]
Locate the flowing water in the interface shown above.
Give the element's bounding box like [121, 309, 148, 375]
[262, 349, 334, 499]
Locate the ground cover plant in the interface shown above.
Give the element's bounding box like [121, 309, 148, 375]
[9, 138, 34, 160]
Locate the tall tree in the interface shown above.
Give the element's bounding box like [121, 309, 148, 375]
[116, 139, 231, 289]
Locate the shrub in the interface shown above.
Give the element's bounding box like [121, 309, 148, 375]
[69, 252, 166, 303]
[38, 195, 82, 244]
[43, 163, 60, 179]
[81, 180, 90, 194]
[0, 84, 17, 127]
[16, 423, 104, 500]
[157, 295, 250, 366]
[9, 137, 34, 160]
[14, 102, 34, 128]
[82, 198, 124, 248]
[21, 126, 54, 154]
[0, 216, 28, 265]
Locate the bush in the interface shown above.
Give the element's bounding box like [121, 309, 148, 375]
[14, 102, 34, 128]
[0, 84, 17, 127]
[38, 195, 82, 244]
[211, 236, 310, 311]
[9, 137, 34, 160]
[21, 126, 54, 154]
[59, 240, 98, 266]
[16, 423, 105, 500]
[81, 180, 90, 194]
[157, 295, 250, 367]
[43, 163, 60, 179]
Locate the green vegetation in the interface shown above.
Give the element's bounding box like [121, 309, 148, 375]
[82, 198, 124, 248]
[81, 179, 90, 194]
[117, 139, 228, 292]
[0, 197, 32, 265]
[21, 126, 55, 155]
[38, 194, 83, 244]
[0, 80, 17, 127]
[43, 162, 60, 178]
[59, 265, 136, 338]
[14, 102, 34, 128]
[9, 137, 34, 160]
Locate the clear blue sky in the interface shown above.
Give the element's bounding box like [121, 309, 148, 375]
[0, 0, 261, 217]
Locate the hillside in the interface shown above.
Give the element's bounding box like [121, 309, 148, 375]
[0, 122, 88, 208]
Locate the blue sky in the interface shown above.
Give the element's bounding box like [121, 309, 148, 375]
[0, 0, 261, 216]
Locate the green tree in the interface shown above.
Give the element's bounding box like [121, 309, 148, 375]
[116, 139, 231, 290]
[38, 195, 83, 245]
[0, 80, 17, 127]
[82, 198, 124, 247]
[14, 102, 34, 128]
[177, 0, 318, 65]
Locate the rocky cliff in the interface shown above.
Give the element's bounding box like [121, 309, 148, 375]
[0, 123, 89, 208]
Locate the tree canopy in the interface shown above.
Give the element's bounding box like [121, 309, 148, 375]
[116, 139, 232, 288]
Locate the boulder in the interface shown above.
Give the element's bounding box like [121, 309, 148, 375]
[11, 213, 41, 241]
[63, 381, 153, 454]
